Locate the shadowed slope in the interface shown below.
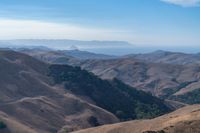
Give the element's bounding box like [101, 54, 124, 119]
[49, 65, 170, 121]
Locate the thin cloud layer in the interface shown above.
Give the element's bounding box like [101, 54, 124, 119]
[161, 0, 200, 7]
[0, 19, 131, 41]
[0, 19, 199, 47]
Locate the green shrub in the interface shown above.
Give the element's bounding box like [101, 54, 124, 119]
[0, 121, 6, 129]
[88, 116, 99, 127]
[62, 128, 69, 133]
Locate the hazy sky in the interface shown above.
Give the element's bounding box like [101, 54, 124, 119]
[0, 0, 200, 47]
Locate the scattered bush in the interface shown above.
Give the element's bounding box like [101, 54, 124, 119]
[88, 116, 99, 127]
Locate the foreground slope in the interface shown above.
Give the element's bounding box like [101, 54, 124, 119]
[74, 104, 200, 133]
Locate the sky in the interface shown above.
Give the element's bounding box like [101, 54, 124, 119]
[0, 0, 200, 47]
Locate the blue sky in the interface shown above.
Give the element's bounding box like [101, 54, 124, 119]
[0, 0, 200, 47]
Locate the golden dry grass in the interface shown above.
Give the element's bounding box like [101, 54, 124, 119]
[74, 105, 200, 133]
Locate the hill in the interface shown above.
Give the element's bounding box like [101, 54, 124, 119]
[73, 104, 200, 133]
[19, 49, 200, 106]
[123, 50, 200, 65]
[77, 58, 200, 105]
[59, 49, 116, 60]
[49, 65, 170, 121]
[20, 48, 115, 64]
[0, 50, 118, 133]
[0, 50, 170, 133]
[20, 49, 78, 64]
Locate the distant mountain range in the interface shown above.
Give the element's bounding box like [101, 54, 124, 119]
[15, 46, 200, 65]
[123, 50, 200, 65]
[20, 48, 116, 61]
[59, 50, 116, 60]
[0, 39, 133, 50]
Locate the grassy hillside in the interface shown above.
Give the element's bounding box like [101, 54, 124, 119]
[76, 58, 200, 106]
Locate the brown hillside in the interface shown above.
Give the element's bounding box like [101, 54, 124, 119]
[74, 104, 200, 133]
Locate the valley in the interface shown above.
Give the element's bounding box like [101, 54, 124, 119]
[0, 47, 200, 133]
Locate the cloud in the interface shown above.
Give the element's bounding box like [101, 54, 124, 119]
[160, 0, 200, 7]
[0, 19, 132, 42]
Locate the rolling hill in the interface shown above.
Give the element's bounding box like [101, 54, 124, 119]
[77, 58, 200, 105]
[20, 49, 200, 106]
[48, 65, 170, 121]
[0, 50, 119, 133]
[59, 49, 116, 60]
[123, 50, 200, 65]
[0, 50, 170, 133]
